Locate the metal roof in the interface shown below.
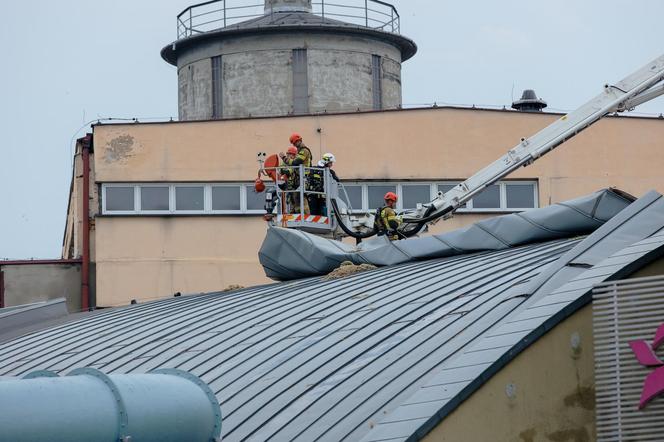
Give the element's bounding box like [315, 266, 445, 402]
[1, 191, 664, 441]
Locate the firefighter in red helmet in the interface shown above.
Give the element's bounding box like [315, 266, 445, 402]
[282, 133, 312, 168]
[279, 133, 313, 214]
[280, 145, 309, 214]
[374, 191, 402, 240]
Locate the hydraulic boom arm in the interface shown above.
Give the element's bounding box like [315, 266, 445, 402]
[403, 54, 664, 224]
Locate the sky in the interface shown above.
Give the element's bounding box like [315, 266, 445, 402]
[1, 0, 663, 259]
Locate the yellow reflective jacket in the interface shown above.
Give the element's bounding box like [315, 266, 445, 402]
[285, 145, 312, 168]
[375, 206, 401, 239]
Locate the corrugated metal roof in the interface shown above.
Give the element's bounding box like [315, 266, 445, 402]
[1, 191, 664, 441]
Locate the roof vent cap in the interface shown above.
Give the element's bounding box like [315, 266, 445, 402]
[512, 89, 547, 112]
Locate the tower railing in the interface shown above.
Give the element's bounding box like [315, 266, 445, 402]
[176, 0, 401, 40]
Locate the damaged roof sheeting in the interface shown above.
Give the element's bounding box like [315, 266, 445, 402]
[1, 191, 664, 441]
[259, 188, 634, 280]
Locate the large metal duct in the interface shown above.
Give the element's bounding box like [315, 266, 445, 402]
[0, 368, 221, 442]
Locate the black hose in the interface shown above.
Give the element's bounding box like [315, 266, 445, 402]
[331, 199, 457, 240]
[402, 205, 455, 225]
[330, 199, 378, 239]
[399, 204, 460, 238]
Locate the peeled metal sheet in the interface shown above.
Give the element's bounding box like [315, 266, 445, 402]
[259, 188, 635, 280]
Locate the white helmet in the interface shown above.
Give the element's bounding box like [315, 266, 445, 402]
[322, 152, 336, 164]
[317, 159, 327, 167]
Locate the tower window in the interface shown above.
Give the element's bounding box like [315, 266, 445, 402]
[292, 49, 309, 114]
[211, 56, 223, 119]
[372, 55, 382, 110]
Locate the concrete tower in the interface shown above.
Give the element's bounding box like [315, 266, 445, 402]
[162, 0, 417, 120]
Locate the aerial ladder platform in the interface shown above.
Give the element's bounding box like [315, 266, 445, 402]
[256, 53, 664, 240]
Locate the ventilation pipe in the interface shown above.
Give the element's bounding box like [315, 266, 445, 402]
[512, 89, 547, 112]
[80, 134, 92, 311]
[0, 368, 221, 442]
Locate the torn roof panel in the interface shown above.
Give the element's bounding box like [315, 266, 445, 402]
[259, 188, 634, 280]
[0, 190, 663, 442]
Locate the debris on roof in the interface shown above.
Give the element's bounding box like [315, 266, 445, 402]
[224, 284, 245, 292]
[259, 188, 634, 280]
[323, 261, 377, 280]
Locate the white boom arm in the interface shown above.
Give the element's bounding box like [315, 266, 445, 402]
[404, 54, 664, 223]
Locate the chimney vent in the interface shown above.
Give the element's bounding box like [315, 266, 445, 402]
[512, 89, 547, 112]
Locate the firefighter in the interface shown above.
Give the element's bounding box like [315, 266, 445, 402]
[281, 133, 312, 168]
[374, 192, 402, 240]
[320, 152, 339, 182]
[309, 152, 339, 216]
[280, 133, 313, 214]
[280, 145, 309, 214]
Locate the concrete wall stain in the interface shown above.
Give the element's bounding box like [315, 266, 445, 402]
[563, 386, 595, 410]
[519, 428, 537, 442]
[104, 135, 135, 163]
[546, 428, 589, 442]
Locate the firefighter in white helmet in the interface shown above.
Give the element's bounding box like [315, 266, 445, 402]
[308, 152, 339, 216]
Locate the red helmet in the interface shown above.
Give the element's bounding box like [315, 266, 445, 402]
[289, 133, 302, 144]
[287, 146, 298, 155]
[254, 177, 266, 193]
[384, 191, 398, 202]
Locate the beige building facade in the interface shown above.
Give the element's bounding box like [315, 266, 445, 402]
[63, 106, 664, 306]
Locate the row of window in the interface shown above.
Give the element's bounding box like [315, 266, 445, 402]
[102, 184, 267, 215]
[101, 181, 538, 215]
[339, 181, 537, 212]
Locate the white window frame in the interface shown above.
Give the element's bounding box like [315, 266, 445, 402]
[101, 180, 538, 216]
[337, 183, 365, 213]
[243, 184, 271, 215]
[365, 182, 399, 211]
[209, 184, 243, 214]
[438, 180, 538, 213]
[102, 184, 139, 215]
[138, 184, 172, 215]
[174, 184, 207, 214]
[397, 182, 437, 211]
[339, 180, 539, 213]
[503, 181, 540, 211]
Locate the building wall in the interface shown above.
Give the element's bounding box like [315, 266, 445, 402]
[63, 141, 99, 258]
[178, 58, 213, 121]
[423, 305, 596, 442]
[223, 50, 293, 118]
[382, 57, 401, 106]
[90, 107, 664, 305]
[175, 33, 403, 119]
[94, 217, 269, 305]
[93, 107, 664, 194]
[307, 49, 373, 112]
[1, 264, 81, 313]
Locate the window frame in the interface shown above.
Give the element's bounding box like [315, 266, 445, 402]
[339, 180, 538, 213]
[503, 181, 539, 211]
[138, 184, 172, 214]
[102, 184, 139, 215]
[100, 180, 538, 216]
[173, 184, 207, 214]
[244, 183, 272, 214]
[439, 180, 539, 213]
[209, 184, 243, 214]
